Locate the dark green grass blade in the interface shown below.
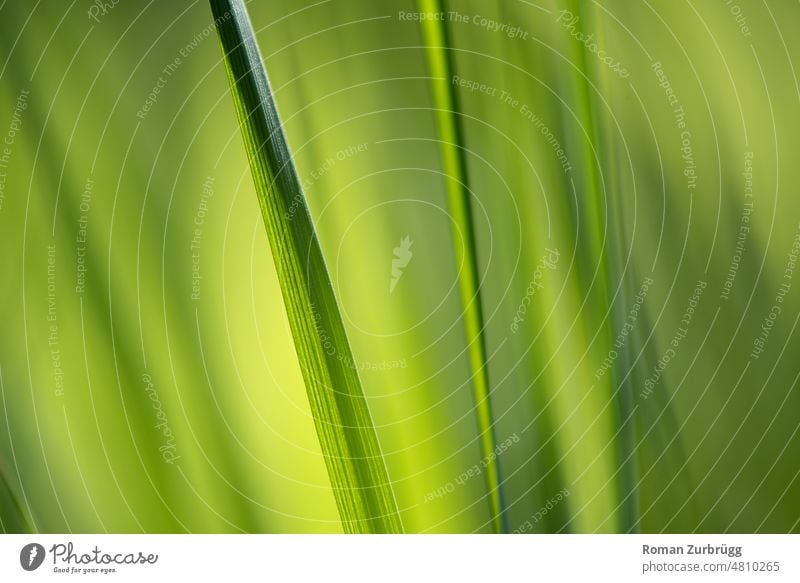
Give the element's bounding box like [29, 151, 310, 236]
[209, 0, 402, 533]
[0, 462, 33, 533]
[416, 0, 507, 533]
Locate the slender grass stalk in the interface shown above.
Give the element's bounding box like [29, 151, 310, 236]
[208, 0, 402, 533]
[493, 1, 573, 532]
[416, 0, 506, 533]
[567, 0, 637, 530]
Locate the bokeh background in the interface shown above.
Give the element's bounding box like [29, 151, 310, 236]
[1, 0, 799, 533]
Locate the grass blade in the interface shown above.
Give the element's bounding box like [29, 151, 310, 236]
[416, 0, 506, 533]
[209, 0, 402, 533]
[0, 462, 33, 533]
[567, 0, 638, 530]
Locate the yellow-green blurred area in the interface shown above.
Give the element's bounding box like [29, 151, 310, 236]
[1, 0, 799, 533]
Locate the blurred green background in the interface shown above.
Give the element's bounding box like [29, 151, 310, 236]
[1, 0, 799, 533]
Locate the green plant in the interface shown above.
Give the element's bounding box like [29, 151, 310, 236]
[209, 0, 401, 534]
[415, 0, 506, 534]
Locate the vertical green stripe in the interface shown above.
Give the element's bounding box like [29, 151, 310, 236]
[416, 0, 507, 533]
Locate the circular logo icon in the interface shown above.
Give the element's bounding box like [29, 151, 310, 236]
[19, 543, 46, 571]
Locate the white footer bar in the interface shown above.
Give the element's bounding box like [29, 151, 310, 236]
[1, 534, 797, 582]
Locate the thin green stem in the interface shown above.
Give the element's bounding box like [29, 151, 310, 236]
[416, 0, 507, 533]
